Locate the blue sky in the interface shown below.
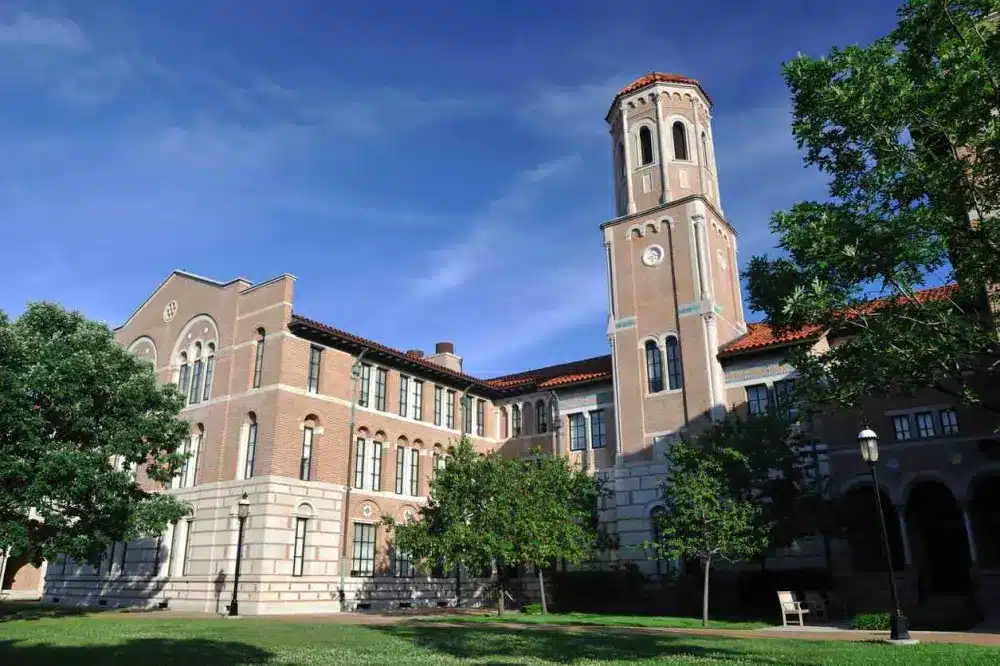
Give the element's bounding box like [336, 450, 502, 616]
[0, 1, 904, 377]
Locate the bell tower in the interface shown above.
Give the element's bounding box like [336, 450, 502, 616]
[601, 72, 746, 465]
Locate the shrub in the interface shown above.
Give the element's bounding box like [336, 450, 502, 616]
[851, 612, 891, 630]
[520, 603, 543, 615]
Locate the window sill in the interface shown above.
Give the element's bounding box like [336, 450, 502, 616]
[646, 388, 683, 398]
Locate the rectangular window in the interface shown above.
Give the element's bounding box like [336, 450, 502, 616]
[569, 413, 586, 451]
[351, 523, 376, 577]
[399, 375, 409, 417]
[463, 395, 473, 434]
[434, 386, 443, 425]
[184, 434, 201, 488]
[476, 399, 485, 436]
[746, 384, 769, 416]
[244, 422, 258, 479]
[300, 427, 313, 481]
[915, 411, 935, 438]
[445, 390, 455, 429]
[181, 520, 192, 576]
[188, 359, 203, 405]
[395, 447, 406, 494]
[292, 517, 307, 577]
[590, 410, 606, 448]
[513, 406, 522, 437]
[308, 346, 322, 393]
[375, 368, 388, 411]
[412, 380, 424, 421]
[369, 441, 383, 491]
[202, 355, 215, 401]
[358, 363, 372, 407]
[773, 379, 796, 419]
[409, 448, 420, 496]
[892, 415, 912, 441]
[393, 547, 414, 578]
[940, 408, 960, 435]
[354, 438, 366, 488]
[253, 336, 265, 388]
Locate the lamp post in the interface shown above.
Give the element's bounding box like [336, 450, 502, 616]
[858, 427, 910, 641]
[229, 492, 250, 617]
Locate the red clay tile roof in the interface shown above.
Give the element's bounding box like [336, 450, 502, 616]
[486, 355, 613, 391]
[613, 72, 712, 108]
[718, 284, 960, 357]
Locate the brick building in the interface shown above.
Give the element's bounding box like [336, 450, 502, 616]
[33, 72, 1000, 617]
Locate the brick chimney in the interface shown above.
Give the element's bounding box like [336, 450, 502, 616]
[426, 341, 462, 373]
[406, 349, 425, 359]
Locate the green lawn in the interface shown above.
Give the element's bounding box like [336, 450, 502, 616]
[1, 607, 998, 665]
[418, 611, 770, 630]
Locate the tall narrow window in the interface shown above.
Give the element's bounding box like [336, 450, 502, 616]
[746, 385, 769, 416]
[672, 122, 689, 160]
[375, 368, 388, 411]
[359, 363, 371, 407]
[412, 380, 423, 420]
[354, 438, 366, 488]
[178, 352, 190, 396]
[189, 343, 203, 405]
[300, 426, 314, 481]
[244, 415, 258, 479]
[463, 395, 473, 434]
[399, 375, 409, 417]
[369, 440, 383, 490]
[202, 343, 216, 401]
[940, 408, 960, 435]
[893, 415, 912, 441]
[665, 336, 683, 390]
[645, 340, 664, 393]
[409, 448, 420, 496]
[701, 131, 709, 167]
[617, 142, 626, 179]
[501, 408, 509, 439]
[292, 517, 307, 577]
[351, 523, 375, 577]
[773, 379, 796, 419]
[590, 410, 606, 448]
[181, 519, 193, 576]
[512, 404, 522, 437]
[445, 390, 455, 429]
[393, 547, 414, 577]
[915, 411, 935, 438]
[252, 328, 265, 388]
[569, 414, 586, 451]
[639, 126, 654, 165]
[308, 346, 322, 393]
[536, 400, 548, 434]
[395, 446, 406, 494]
[476, 399, 485, 437]
[434, 386, 443, 425]
[184, 427, 202, 488]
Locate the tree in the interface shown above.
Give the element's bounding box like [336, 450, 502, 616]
[745, 0, 1000, 414]
[384, 438, 606, 615]
[648, 437, 767, 626]
[0, 303, 191, 567]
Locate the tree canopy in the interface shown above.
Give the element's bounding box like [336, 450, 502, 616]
[745, 0, 1000, 414]
[0, 303, 191, 566]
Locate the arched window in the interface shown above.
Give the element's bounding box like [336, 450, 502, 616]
[252, 328, 265, 388]
[188, 342, 203, 405]
[639, 126, 654, 165]
[645, 340, 664, 393]
[701, 131, 709, 167]
[512, 404, 522, 437]
[177, 352, 190, 395]
[243, 413, 258, 479]
[500, 408, 509, 439]
[672, 122, 689, 161]
[617, 142, 626, 179]
[202, 343, 216, 401]
[536, 400, 548, 434]
[300, 416, 317, 481]
[665, 336, 683, 390]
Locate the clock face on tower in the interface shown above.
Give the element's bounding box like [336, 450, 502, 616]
[641, 245, 664, 267]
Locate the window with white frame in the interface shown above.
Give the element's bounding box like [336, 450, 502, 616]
[476, 399, 485, 437]
[292, 517, 307, 577]
[409, 447, 420, 496]
[177, 352, 190, 396]
[892, 414, 912, 441]
[645, 340, 664, 393]
[590, 410, 606, 448]
[252, 328, 265, 388]
[639, 125, 654, 165]
[940, 408, 960, 435]
[672, 121, 689, 160]
[202, 343, 216, 401]
[569, 414, 586, 451]
[369, 439, 383, 490]
[393, 546, 414, 577]
[375, 368, 388, 411]
[182, 426, 202, 488]
[512, 404, 522, 436]
[746, 384, 769, 416]
[665, 336, 683, 390]
[354, 436, 383, 490]
[180, 519, 193, 576]
[463, 395, 473, 434]
[243, 414, 258, 479]
[358, 363, 372, 407]
[395, 445, 420, 496]
[308, 346, 322, 393]
[188, 342, 204, 405]
[412, 380, 424, 420]
[398, 375, 409, 417]
[445, 390, 455, 429]
[434, 385, 443, 425]
[300, 424, 314, 481]
[351, 523, 375, 577]
[915, 411, 935, 438]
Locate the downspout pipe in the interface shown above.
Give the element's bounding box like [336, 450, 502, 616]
[338, 348, 368, 607]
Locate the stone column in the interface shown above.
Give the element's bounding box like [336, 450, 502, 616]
[962, 502, 980, 565]
[895, 505, 913, 567]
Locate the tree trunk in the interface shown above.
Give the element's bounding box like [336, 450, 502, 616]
[497, 581, 505, 616]
[538, 568, 548, 614]
[701, 556, 711, 627]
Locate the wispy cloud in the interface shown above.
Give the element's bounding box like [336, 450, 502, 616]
[518, 75, 624, 138]
[0, 12, 88, 51]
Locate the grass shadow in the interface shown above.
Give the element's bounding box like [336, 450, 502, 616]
[0, 638, 273, 666]
[0, 601, 114, 623]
